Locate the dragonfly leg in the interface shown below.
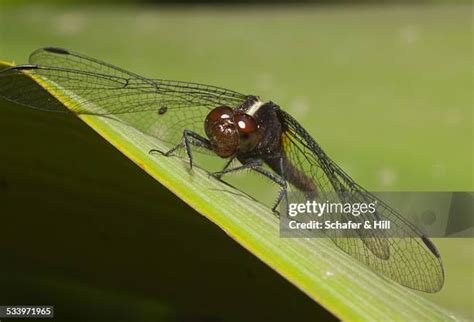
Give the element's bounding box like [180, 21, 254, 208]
[212, 156, 237, 179]
[251, 166, 288, 214]
[211, 162, 287, 213]
[210, 160, 263, 178]
[149, 129, 211, 169]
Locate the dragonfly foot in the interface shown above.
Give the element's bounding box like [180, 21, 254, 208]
[209, 171, 224, 179]
[149, 148, 166, 156]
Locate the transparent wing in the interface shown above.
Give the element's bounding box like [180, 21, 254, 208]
[278, 109, 444, 293]
[0, 47, 248, 147]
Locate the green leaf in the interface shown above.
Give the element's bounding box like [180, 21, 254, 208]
[0, 60, 459, 321]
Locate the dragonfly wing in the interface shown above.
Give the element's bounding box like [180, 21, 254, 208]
[278, 109, 444, 292]
[0, 47, 248, 148]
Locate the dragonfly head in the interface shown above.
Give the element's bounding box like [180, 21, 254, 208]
[204, 106, 260, 158]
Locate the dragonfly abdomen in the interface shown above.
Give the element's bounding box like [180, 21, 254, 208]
[266, 154, 317, 194]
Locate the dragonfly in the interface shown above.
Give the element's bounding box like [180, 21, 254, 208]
[0, 47, 444, 292]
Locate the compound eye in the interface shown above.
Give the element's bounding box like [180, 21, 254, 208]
[206, 106, 233, 122]
[235, 113, 257, 134]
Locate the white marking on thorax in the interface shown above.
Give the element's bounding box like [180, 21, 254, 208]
[245, 99, 265, 116]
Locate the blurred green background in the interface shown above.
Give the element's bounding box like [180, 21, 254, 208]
[0, 1, 472, 321]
